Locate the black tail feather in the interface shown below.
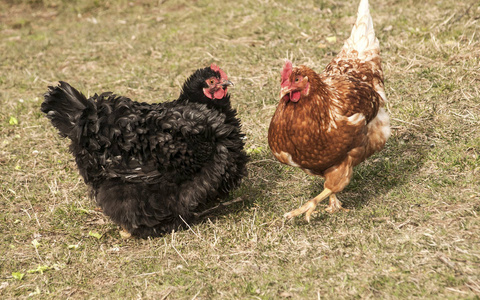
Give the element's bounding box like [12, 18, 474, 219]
[41, 81, 92, 140]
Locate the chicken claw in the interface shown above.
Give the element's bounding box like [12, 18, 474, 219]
[324, 194, 350, 213]
[284, 188, 332, 222]
[284, 200, 317, 221]
[119, 227, 132, 239]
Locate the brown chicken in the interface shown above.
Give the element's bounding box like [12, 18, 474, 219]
[268, 0, 390, 221]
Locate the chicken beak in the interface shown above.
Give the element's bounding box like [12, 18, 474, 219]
[280, 87, 291, 99]
[221, 80, 234, 88]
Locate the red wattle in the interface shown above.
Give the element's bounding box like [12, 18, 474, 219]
[214, 88, 226, 99]
[290, 91, 301, 102]
[203, 88, 226, 99]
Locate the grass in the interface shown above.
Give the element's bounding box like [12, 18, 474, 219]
[1, 0, 479, 298]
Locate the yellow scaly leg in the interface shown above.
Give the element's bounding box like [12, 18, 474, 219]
[284, 188, 332, 222]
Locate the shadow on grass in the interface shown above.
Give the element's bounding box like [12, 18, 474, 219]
[182, 130, 430, 228]
[307, 131, 430, 211]
[191, 155, 287, 223]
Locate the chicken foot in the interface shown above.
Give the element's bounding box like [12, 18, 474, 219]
[325, 194, 349, 213]
[284, 188, 350, 221]
[284, 188, 332, 222]
[119, 226, 132, 239]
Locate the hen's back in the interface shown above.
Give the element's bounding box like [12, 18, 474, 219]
[322, 0, 390, 159]
[324, 0, 386, 106]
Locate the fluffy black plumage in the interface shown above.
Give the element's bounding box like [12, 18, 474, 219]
[41, 65, 248, 238]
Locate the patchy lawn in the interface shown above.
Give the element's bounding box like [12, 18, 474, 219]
[0, 0, 479, 298]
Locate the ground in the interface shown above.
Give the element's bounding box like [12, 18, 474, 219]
[0, 0, 479, 298]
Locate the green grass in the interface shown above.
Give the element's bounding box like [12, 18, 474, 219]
[1, 0, 479, 298]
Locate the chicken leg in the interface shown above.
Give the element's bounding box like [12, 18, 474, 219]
[284, 188, 332, 222]
[284, 188, 350, 222]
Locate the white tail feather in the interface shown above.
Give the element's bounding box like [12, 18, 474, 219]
[343, 0, 379, 58]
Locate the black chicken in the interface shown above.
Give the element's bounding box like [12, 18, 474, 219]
[41, 64, 248, 238]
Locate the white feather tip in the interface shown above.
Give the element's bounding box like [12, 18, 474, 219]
[345, 0, 378, 56]
[357, 0, 370, 17]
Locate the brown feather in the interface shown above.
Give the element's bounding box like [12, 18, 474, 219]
[269, 0, 391, 219]
[268, 50, 389, 193]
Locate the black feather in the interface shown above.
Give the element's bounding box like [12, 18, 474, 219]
[41, 66, 248, 238]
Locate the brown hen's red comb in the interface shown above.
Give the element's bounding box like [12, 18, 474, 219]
[210, 63, 228, 80]
[281, 60, 293, 85]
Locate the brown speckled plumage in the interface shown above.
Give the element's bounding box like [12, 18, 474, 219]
[268, 0, 390, 220]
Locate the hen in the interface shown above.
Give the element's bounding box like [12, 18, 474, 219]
[41, 64, 248, 238]
[268, 0, 390, 221]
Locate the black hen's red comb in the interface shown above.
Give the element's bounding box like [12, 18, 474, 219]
[210, 63, 228, 80]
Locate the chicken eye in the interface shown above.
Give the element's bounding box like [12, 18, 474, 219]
[208, 79, 215, 85]
[295, 77, 300, 82]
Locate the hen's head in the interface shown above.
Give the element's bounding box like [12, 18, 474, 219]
[280, 60, 311, 103]
[180, 64, 234, 107]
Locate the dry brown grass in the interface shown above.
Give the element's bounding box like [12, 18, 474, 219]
[0, 0, 479, 298]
